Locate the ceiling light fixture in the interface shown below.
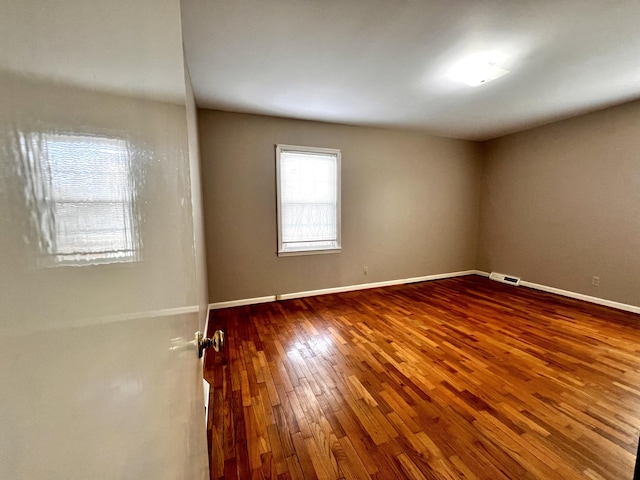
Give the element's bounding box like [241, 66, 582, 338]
[449, 56, 509, 87]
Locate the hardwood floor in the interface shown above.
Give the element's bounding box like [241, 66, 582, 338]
[204, 275, 640, 479]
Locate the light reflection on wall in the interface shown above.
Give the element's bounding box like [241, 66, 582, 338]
[19, 132, 140, 266]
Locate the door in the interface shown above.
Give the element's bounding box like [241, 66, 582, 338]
[0, 1, 209, 478]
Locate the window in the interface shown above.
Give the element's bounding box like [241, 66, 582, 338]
[21, 132, 140, 266]
[276, 144, 341, 256]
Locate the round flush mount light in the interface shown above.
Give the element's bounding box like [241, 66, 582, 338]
[448, 54, 510, 87]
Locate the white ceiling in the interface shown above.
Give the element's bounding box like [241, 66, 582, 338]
[181, 0, 640, 141]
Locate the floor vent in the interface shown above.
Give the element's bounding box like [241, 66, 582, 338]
[489, 272, 521, 286]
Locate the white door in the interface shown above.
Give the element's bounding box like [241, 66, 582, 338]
[0, 1, 209, 478]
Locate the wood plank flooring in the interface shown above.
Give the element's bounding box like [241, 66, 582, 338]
[204, 275, 640, 479]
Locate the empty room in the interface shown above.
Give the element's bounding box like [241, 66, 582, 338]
[1, 1, 639, 480]
[185, 1, 640, 479]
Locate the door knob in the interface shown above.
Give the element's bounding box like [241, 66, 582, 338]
[195, 330, 224, 358]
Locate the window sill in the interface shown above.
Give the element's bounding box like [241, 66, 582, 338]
[277, 248, 341, 257]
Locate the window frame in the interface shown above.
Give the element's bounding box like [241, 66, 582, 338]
[276, 144, 342, 257]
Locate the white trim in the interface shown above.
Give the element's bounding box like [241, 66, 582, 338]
[206, 270, 639, 315]
[208, 271, 482, 307]
[520, 280, 640, 315]
[276, 144, 341, 257]
[277, 248, 342, 257]
[209, 296, 277, 310]
[276, 270, 479, 300]
[475, 270, 638, 313]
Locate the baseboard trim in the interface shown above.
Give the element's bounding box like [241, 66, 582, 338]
[209, 270, 482, 308]
[276, 270, 481, 301]
[520, 280, 640, 315]
[209, 296, 277, 310]
[476, 269, 639, 314]
[206, 271, 638, 314]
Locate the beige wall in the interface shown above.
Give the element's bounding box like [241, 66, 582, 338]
[199, 110, 482, 302]
[478, 100, 640, 306]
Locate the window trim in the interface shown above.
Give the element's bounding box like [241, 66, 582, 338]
[276, 144, 341, 257]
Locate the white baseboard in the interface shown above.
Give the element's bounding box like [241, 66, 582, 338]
[206, 270, 638, 315]
[209, 295, 277, 310]
[475, 269, 640, 314]
[520, 280, 640, 315]
[276, 270, 481, 300]
[209, 270, 482, 308]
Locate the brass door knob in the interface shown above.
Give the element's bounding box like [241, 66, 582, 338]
[195, 330, 224, 358]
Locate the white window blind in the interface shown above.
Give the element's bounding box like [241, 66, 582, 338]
[276, 145, 341, 255]
[22, 133, 140, 265]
